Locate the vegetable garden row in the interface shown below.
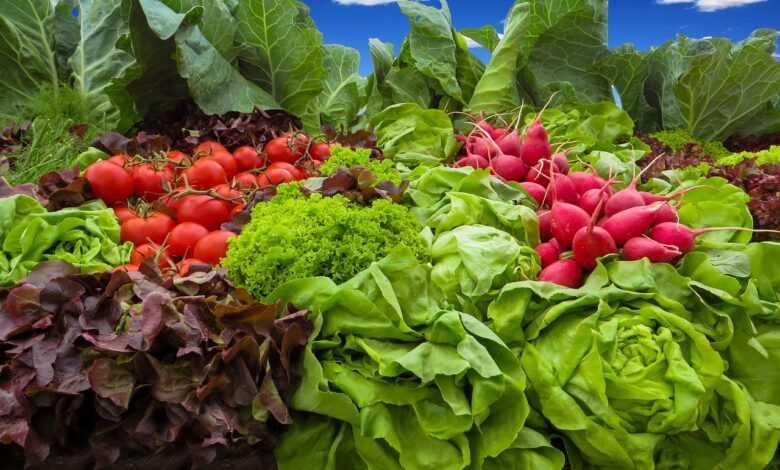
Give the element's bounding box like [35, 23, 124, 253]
[1, 0, 780, 469]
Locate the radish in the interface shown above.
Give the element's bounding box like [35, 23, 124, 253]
[640, 191, 666, 205]
[653, 204, 679, 225]
[491, 128, 508, 141]
[538, 209, 552, 241]
[521, 182, 546, 206]
[651, 222, 780, 254]
[552, 153, 569, 174]
[454, 154, 489, 169]
[579, 188, 608, 215]
[551, 202, 591, 248]
[497, 129, 522, 157]
[539, 259, 583, 288]
[623, 237, 681, 263]
[527, 160, 557, 187]
[572, 198, 616, 270]
[569, 171, 608, 195]
[535, 240, 561, 268]
[549, 174, 579, 205]
[490, 154, 527, 182]
[520, 119, 552, 166]
[601, 205, 660, 246]
[467, 136, 499, 160]
[475, 118, 495, 137]
[605, 182, 646, 217]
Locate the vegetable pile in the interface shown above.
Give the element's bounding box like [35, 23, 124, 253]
[0, 261, 312, 468]
[2, 0, 780, 468]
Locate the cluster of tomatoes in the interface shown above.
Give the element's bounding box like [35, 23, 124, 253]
[83, 134, 331, 275]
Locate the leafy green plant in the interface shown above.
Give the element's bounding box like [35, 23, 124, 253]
[224, 186, 428, 299]
[319, 146, 401, 183]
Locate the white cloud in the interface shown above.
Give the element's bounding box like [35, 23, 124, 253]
[332, 0, 399, 5]
[656, 0, 768, 11]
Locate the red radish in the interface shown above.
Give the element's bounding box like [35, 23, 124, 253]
[552, 153, 569, 174]
[527, 160, 557, 187]
[538, 209, 552, 241]
[572, 198, 616, 270]
[654, 204, 679, 225]
[623, 237, 681, 263]
[578, 188, 607, 215]
[454, 154, 489, 169]
[605, 182, 646, 216]
[569, 171, 608, 195]
[520, 119, 551, 166]
[650, 223, 696, 253]
[467, 136, 499, 160]
[491, 128, 509, 140]
[497, 129, 522, 157]
[551, 202, 590, 248]
[521, 182, 546, 206]
[539, 260, 583, 288]
[475, 118, 495, 137]
[601, 205, 660, 246]
[490, 154, 527, 182]
[549, 174, 579, 205]
[640, 191, 666, 204]
[535, 240, 561, 268]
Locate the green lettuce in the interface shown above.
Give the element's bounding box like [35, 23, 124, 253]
[271, 248, 562, 470]
[0, 196, 132, 285]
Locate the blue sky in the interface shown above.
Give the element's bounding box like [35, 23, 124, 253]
[305, 0, 780, 75]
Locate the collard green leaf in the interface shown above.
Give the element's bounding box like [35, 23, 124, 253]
[369, 38, 394, 82]
[175, 24, 278, 114]
[69, 0, 135, 128]
[454, 33, 486, 104]
[236, 0, 325, 118]
[316, 44, 362, 130]
[397, 0, 462, 103]
[384, 67, 432, 108]
[460, 26, 501, 53]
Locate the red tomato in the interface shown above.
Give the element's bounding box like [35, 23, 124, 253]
[204, 151, 238, 179]
[267, 168, 295, 184]
[230, 204, 245, 217]
[131, 243, 173, 269]
[108, 154, 130, 167]
[234, 172, 258, 189]
[265, 135, 307, 164]
[194, 230, 236, 265]
[85, 161, 134, 205]
[113, 264, 139, 273]
[121, 212, 176, 246]
[213, 184, 243, 202]
[182, 159, 227, 189]
[159, 187, 186, 212]
[176, 195, 231, 231]
[309, 143, 332, 161]
[113, 206, 137, 225]
[168, 222, 209, 258]
[233, 146, 263, 171]
[193, 141, 228, 158]
[167, 150, 191, 166]
[132, 163, 174, 201]
[177, 258, 208, 276]
[267, 162, 304, 180]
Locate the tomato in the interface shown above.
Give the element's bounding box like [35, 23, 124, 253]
[108, 154, 130, 167]
[204, 151, 238, 179]
[182, 159, 227, 189]
[193, 141, 228, 158]
[177, 258, 208, 276]
[267, 162, 304, 180]
[167, 150, 191, 167]
[113, 264, 139, 273]
[267, 168, 295, 184]
[132, 163, 174, 201]
[309, 143, 332, 161]
[85, 161, 134, 205]
[234, 172, 258, 189]
[159, 187, 186, 212]
[233, 146, 263, 171]
[121, 212, 176, 246]
[193, 230, 236, 265]
[176, 195, 231, 231]
[213, 184, 243, 203]
[113, 206, 137, 225]
[265, 135, 307, 164]
[168, 222, 209, 258]
[230, 204, 246, 217]
[131, 243, 173, 269]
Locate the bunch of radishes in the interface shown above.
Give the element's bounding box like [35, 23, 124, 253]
[454, 116, 562, 187]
